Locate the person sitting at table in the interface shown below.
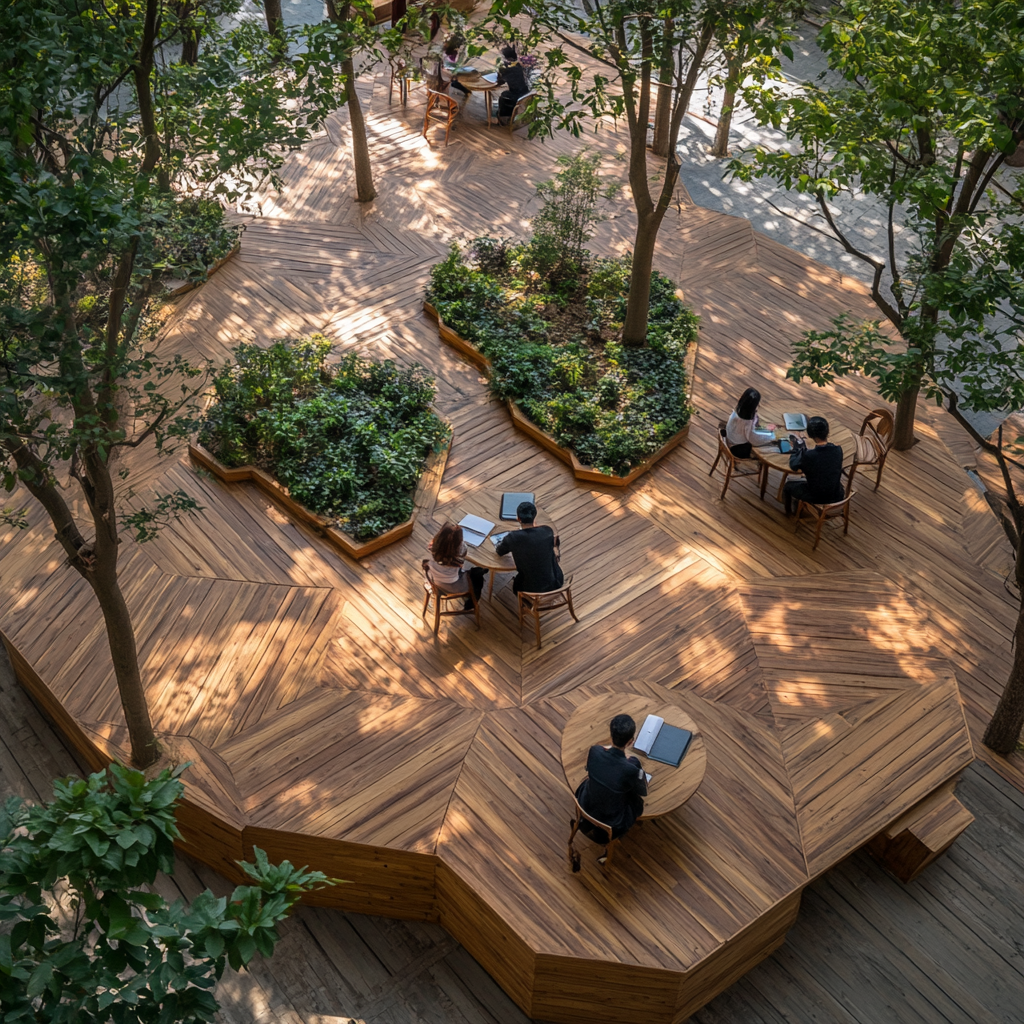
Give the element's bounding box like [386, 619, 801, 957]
[494, 500, 562, 594]
[426, 522, 486, 609]
[441, 34, 469, 99]
[574, 714, 648, 862]
[783, 415, 845, 516]
[495, 46, 530, 124]
[725, 386, 775, 459]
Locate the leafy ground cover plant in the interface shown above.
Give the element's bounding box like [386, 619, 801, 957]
[0, 762, 331, 1023]
[425, 156, 698, 476]
[199, 335, 449, 539]
[150, 198, 242, 284]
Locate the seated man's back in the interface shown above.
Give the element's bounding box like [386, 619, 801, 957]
[576, 743, 647, 841]
[496, 524, 563, 593]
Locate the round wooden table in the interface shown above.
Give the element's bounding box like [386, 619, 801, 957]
[561, 692, 707, 819]
[452, 70, 502, 126]
[432, 503, 556, 596]
[754, 421, 854, 501]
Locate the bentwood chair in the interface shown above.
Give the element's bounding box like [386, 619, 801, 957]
[421, 562, 479, 635]
[709, 421, 763, 500]
[794, 491, 856, 551]
[507, 90, 538, 133]
[517, 577, 578, 649]
[845, 408, 895, 492]
[568, 789, 617, 872]
[422, 89, 460, 147]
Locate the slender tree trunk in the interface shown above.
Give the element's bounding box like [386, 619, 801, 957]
[174, 1, 201, 64]
[343, 57, 377, 203]
[622, 210, 661, 345]
[134, 0, 170, 190]
[710, 84, 736, 157]
[264, 0, 286, 59]
[651, 21, 673, 158]
[892, 385, 919, 450]
[92, 560, 160, 768]
[984, 536, 1024, 754]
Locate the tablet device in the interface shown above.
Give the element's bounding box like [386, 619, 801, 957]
[500, 492, 535, 520]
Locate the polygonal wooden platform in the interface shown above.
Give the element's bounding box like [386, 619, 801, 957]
[0, 59, 1009, 1024]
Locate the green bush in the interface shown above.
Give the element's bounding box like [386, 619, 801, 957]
[426, 245, 698, 476]
[199, 335, 449, 539]
[151, 197, 241, 282]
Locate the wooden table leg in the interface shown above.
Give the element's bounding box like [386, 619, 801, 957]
[485, 91, 493, 126]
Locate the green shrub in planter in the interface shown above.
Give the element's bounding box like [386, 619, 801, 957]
[199, 334, 449, 539]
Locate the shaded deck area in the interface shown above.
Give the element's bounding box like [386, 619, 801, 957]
[0, 58, 1021, 1024]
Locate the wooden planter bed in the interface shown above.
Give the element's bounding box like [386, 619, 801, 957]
[189, 424, 452, 559]
[165, 242, 241, 298]
[424, 300, 697, 487]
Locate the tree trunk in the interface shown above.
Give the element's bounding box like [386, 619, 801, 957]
[710, 84, 736, 157]
[343, 57, 377, 203]
[264, 0, 286, 59]
[651, 21, 673, 158]
[892, 385, 919, 450]
[91, 564, 160, 768]
[622, 210, 661, 345]
[984, 536, 1024, 754]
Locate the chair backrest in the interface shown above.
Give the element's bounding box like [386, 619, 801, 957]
[509, 90, 538, 131]
[519, 576, 573, 606]
[717, 421, 740, 466]
[426, 89, 459, 114]
[816, 490, 856, 515]
[861, 408, 894, 452]
[572, 793, 613, 842]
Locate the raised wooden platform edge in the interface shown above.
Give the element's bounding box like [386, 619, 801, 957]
[164, 242, 242, 298]
[188, 424, 452, 559]
[424, 300, 696, 487]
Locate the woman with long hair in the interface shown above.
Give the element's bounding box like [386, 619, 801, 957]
[725, 387, 775, 459]
[427, 522, 487, 609]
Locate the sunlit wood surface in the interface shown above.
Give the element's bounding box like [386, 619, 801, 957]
[0, 56, 1017, 1024]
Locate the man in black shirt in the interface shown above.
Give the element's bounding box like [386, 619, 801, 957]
[494, 500, 563, 594]
[784, 415, 845, 515]
[495, 46, 530, 124]
[574, 714, 648, 862]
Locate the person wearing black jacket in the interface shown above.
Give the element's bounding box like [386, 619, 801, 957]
[783, 415, 845, 515]
[575, 714, 648, 863]
[495, 46, 530, 123]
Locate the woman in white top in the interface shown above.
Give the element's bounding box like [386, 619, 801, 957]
[427, 523, 486, 609]
[725, 387, 775, 458]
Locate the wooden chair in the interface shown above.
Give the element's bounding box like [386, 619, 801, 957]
[422, 89, 460, 147]
[517, 577, 578, 649]
[794, 491, 856, 551]
[568, 790, 617, 872]
[507, 90, 537, 133]
[845, 408, 895, 492]
[421, 562, 479, 635]
[708, 421, 763, 500]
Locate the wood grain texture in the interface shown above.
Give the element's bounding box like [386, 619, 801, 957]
[0, 44, 1012, 1024]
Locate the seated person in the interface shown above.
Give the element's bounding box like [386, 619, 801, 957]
[495, 46, 530, 124]
[441, 35, 469, 98]
[426, 523, 486, 610]
[725, 386, 775, 459]
[783, 415, 845, 515]
[494, 501, 562, 594]
[574, 714, 648, 861]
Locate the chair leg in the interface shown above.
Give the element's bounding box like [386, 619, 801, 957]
[433, 592, 442, 635]
[487, 570, 495, 601]
[875, 454, 886, 491]
[533, 603, 542, 650]
[794, 501, 805, 531]
[720, 462, 732, 500]
[422, 104, 431, 139]
[776, 470, 791, 504]
[469, 588, 480, 630]
[422, 589, 430, 617]
[812, 512, 825, 551]
[845, 462, 859, 493]
[565, 589, 579, 623]
[843, 503, 851, 535]
[517, 593, 525, 630]
[709, 451, 722, 477]
[760, 463, 770, 500]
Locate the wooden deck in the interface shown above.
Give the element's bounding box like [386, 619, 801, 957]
[0, 57, 1019, 1024]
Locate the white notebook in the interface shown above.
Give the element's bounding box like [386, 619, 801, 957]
[459, 513, 494, 547]
[783, 412, 807, 432]
[633, 714, 664, 756]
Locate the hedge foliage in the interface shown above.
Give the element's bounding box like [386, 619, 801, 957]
[199, 335, 449, 539]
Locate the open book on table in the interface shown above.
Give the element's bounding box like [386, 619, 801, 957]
[632, 713, 693, 767]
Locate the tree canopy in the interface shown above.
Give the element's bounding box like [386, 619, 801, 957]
[732, 0, 1024, 449]
[0, 763, 331, 1022]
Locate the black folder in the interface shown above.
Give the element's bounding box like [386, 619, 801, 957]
[500, 492, 535, 520]
[647, 723, 692, 767]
